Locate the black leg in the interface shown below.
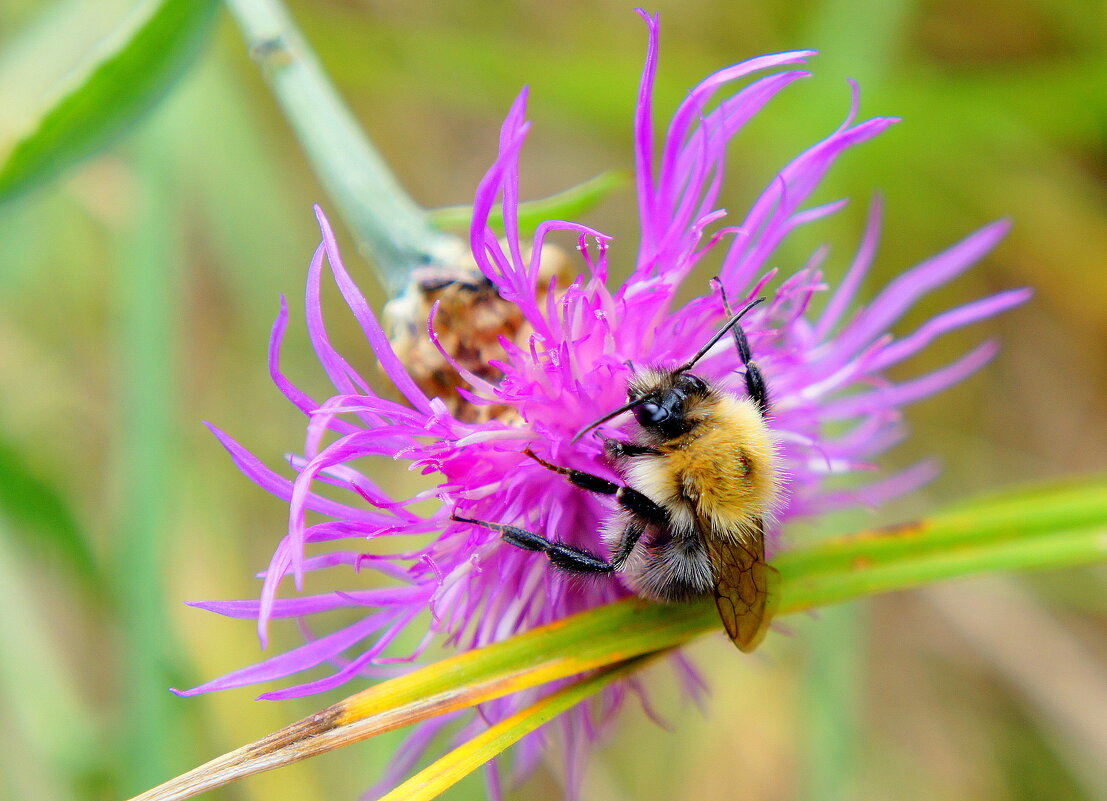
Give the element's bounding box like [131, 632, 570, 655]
[598, 433, 661, 460]
[451, 515, 614, 574]
[712, 278, 770, 417]
[610, 521, 645, 568]
[523, 449, 669, 527]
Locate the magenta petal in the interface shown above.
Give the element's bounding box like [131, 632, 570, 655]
[190, 586, 428, 620]
[822, 340, 1000, 420]
[314, 206, 433, 415]
[305, 241, 370, 398]
[815, 196, 883, 340]
[868, 289, 1031, 372]
[634, 9, 661, 254]
[172, 612, 393, 696]
[267, 295, 319, 418]
[257, 610, 418, 700]
[832, 220, 1011, 358]
[205, 423, 395, 526]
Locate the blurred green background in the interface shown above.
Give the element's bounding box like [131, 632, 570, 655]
[0, 1, 1104, 800]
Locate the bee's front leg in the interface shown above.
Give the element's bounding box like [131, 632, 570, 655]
[596, 433, 661, 460]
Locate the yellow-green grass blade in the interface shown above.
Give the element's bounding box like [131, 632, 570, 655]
[776, 479, 1107, 596]
[374, 656, 654, 801]
[0, 0, 219, 203]
[128, 477, 1107, 801]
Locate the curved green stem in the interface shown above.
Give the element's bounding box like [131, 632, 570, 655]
[223, 0, 463, 294]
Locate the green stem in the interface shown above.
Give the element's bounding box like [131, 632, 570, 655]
[115, 132, 182, 792]
[802, 604, 866, 801]
[222, 0, 463, 295]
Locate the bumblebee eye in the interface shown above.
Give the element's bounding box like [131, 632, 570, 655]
[634, 401, 669, 427]
[679, 374, 708, 394]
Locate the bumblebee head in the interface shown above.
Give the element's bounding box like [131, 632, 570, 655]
[627, 372, 711, 440]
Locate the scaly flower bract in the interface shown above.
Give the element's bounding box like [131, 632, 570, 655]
[181, 10, 1028, 795]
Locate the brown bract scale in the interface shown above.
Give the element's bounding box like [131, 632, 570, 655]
[383, 244, 574, 422]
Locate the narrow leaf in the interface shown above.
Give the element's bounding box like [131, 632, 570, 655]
[0, 0, 219, 203]
[375, 656, 654, 801]
[116, 130, 190, 794]
[128, 478, 1107, 801]
[429, 170, 628, 233]
[0, 433, 98, 590]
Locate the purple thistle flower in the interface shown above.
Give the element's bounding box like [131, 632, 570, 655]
[181, 10, 1027, 795]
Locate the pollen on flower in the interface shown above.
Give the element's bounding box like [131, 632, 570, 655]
[184, 9, 1027, 797]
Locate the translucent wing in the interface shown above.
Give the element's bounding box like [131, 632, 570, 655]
[706, 521, 779, 653]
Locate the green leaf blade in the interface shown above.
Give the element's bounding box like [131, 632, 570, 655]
[374, 657, 651, 801]
[127, 478, 1107, 801]
[782, 524, 1106, 612]
[0, 433, 99, 592]
[777, 477, 1107, 583]
[429, 170, 628, 233]
[0, 0, 220, 203]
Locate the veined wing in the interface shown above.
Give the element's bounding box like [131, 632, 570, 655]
[705, 520, 779, 653]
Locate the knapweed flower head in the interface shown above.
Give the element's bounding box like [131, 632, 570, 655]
[183, 11, 1027, 794]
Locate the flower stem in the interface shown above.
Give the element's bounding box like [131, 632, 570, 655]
[223, 0, 463, 295]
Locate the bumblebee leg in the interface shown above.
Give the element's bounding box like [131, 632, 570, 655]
[610, 521, 645, 568]
[712, 277, 770, 417]
[524, 448, 670, 527]
[451, 515, 614, 574]
[597, 433, 661, 459]
[743, 361, 769, 417]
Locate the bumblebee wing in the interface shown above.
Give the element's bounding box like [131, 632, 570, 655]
[706, 521, 779, 653]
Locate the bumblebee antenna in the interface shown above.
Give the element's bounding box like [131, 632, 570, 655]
[571, 297, 765, 444]
[675, 297, 765, 374]
[570, 396, 650, 444]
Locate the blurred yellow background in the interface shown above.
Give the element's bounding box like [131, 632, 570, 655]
[0, 1, 1104, 800]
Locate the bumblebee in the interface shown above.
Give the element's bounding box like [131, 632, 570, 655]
[454, 292, 780, 652]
